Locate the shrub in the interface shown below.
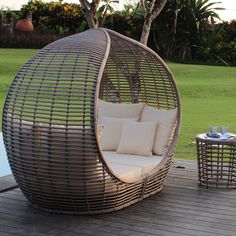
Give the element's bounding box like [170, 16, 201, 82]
[20, 0, 86, 35]
[104, 10, 143, 41]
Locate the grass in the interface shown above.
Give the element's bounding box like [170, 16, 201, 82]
[0, 48, 38, 126]
[168, 63, 236, 159]
[1, 48, 236, 159]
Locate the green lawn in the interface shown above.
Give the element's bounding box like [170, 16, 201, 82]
[0, 48, 38, 126]
[168, 63, 236, 159]
[1, 48, 236, 159]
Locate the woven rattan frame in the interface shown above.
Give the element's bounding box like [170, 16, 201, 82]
[196, 135, 236, 189]
[2, 28, 181, 214]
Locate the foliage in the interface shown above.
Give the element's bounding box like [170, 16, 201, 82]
[220, 20, 236, 43]
[98, 0, 119, 27]
[21, 0, 85, 35]
[187, 0, 223, 27]
[195, 24, 228, 65]
[1, 0, 235, 66]
[104, 6, 143, 40]
[150, 0, 236, 65]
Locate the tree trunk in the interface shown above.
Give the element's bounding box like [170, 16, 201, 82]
[140, 17, 152, 45]
[79, 0, 99, 29]
[173, 10, 178, 34]
[140, 0, 167, 46]
[84, 11, 98, 28]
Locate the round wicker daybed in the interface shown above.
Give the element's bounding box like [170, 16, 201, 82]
[2, 28, 181, 214]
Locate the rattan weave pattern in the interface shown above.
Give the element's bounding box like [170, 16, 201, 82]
[196, 136, 236, 189]
[2, 28, 181, 214]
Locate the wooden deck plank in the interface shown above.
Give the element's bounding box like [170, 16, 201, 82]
[0, 159, 236, 236]
[0, 175, 17, 193]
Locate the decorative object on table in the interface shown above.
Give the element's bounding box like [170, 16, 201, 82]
[210, 125, 218, 136]
[205, 125, 236, 140]
[220, 126, 228, 135]
[196, 132, 236, 189]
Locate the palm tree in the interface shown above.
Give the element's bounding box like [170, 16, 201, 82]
[186, 0, 223, 30]
[152, 0, 224, 61]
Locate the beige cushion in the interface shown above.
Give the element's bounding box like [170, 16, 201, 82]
[103, 151, 163, 177]
[117, 120, 157, 156]
[97, 124, 104, 140]
[98, 99, 144, 123]
[107, 161, 142, 181]
[141, 105, 177, 156]
[100, 116, 137, 151]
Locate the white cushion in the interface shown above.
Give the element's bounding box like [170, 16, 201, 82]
[107, 162, 142, 181]
[141, 105, 177, 156]
[100, 116, 137, 151]
[117, 120, 157, 156]
[98, 99, 144, 123]
[103, 151, 163, 178]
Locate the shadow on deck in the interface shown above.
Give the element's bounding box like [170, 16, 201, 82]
[0, 160, 236, 236]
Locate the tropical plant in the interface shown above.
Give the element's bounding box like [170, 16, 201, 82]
[151, 0, 225, 62]
[195, 24, 228, 65]
[103, 3, 143, 40]
[79, 0, 119, 28]
[187, 0, 223, 30]
[97, 0, 119, 27]
[220, 20, 236, 43]
[21, 0, 84, 34]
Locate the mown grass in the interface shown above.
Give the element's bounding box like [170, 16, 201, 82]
[169, 63, 236, 159]
[0, 48, 236, 159]
[0, 48, 38, 126]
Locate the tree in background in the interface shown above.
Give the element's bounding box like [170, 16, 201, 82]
[98, 0, 119, 27]
[151, 0, 224, 62]
[79, 0, 100, 28]
[79, 0, 167, 45]
[79, 0, 118, 28]
[139, 0, 167, 45]
[4, 0, 235, 65]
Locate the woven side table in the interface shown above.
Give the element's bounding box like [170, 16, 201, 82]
[196, 134, 236, 189]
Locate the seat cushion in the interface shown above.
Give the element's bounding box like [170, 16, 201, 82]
[117, 120, 157, 156]
[98, 99, 144, 123]
[103, 151, 163, 181]
[107, 162, 142, 181]
[141, 105, 177, 156]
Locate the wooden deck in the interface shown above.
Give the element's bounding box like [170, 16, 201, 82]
[0, 160, 236, 236]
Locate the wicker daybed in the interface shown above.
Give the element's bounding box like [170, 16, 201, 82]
[2, 28, 181, 214]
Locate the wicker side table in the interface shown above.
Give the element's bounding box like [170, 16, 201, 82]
[196, 134, 236, 189]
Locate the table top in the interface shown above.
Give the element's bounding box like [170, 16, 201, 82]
[196, 133, 236, 143]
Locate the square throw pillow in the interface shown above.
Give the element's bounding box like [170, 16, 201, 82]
[140, 105, 177, 156]
[116, 120, 157, 157]
[98, 99, 144, 123]
[100, 116, 137, 151]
